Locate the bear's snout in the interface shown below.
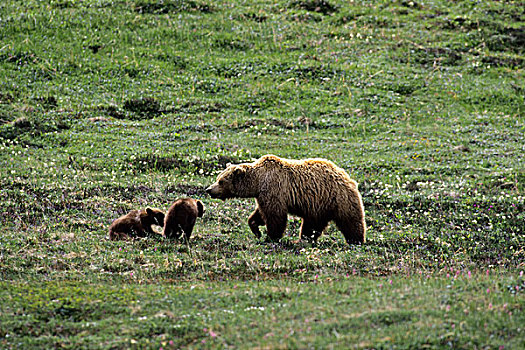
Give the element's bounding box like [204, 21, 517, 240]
[206, 184, 227, 200]
[206, 185, 218, 197]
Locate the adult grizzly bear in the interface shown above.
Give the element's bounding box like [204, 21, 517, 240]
[163, 198, 205, 240]
[206, 154, 366, 244]
[108, 208, 165, 241]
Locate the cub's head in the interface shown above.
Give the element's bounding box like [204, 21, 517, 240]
[144, 207, 165, 227]
[206, 164, 253, 200]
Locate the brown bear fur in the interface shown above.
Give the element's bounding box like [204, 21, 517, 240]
[163, 198, 204, 240]
[108, 207, 165, 241]
[206, 154, 366, 245]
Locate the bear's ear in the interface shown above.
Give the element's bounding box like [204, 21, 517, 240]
[233, 166, 246, 178]
[146, 207, 153, 215]
[196, 200, 204, 217]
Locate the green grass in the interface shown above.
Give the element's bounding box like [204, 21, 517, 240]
[1, 0, 524, 348]
[2, 275, 524, 349]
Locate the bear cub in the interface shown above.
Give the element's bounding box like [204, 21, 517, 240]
[163, 198, 204, 240]
[108, 207, 165, 241]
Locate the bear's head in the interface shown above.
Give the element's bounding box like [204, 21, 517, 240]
[206, 164, 255, 200]
[143, 207, 165, 227]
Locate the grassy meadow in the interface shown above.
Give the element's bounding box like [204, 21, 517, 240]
[0, 0, 524, 348]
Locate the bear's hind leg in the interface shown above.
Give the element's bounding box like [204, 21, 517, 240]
[335, 217, 366, 245]
[109, 230, 131, 241]
[163, 225, 175, 239]
[300, 219, 328, 242]
[181, 218, 197, 240]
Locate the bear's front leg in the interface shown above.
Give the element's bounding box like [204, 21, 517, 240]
[142, 225, 156, 236]
[263, 211, 287, 242]
[256, 198, 287, 241]
[134, 223, 147, 237]
[248, 208, 264, 238]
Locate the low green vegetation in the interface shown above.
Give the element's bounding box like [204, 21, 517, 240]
[1, 0, 523, 348]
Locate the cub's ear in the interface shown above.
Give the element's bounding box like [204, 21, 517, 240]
[146, 207, 153, 215]
[196, 200, 204, 217]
